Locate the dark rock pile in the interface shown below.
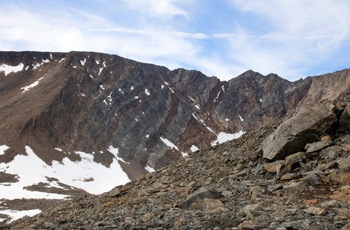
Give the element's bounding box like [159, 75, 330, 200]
[8, 97, 350, 229]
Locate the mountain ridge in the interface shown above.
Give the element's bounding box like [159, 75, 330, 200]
[0, 51, 350, 224]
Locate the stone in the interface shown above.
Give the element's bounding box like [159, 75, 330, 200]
[330, 186, 350, 201]
[283, 180, 308, 195]
[304, 199, 318, 205]
[229, 180, 248, 192]
[109, 187, 121, 197]
[304, 173, 320, 186]
[249, 186, 264, 199]
[203, 198, 225, 211]
[242, 203, 261, 216]
[264, 161, 284, 173]
[338, 103, 350, 133]
[280, 173, 300, 180]
[178, 187, 221, 209]
[328, 172, 350, 185]
[262, 103, 337, 160]
[285, 152, 306, 165]
[320, 145, 343, 160]
[305, 140, 333, 153]
[267, 184, 283, 192]
[304, 206, 326, 215]
[339, 156, 350, 172]
[280, 219, 310, 229]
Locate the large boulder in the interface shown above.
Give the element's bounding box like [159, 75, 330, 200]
[263, 103, 337, 160]
[338, 103, 350, 133]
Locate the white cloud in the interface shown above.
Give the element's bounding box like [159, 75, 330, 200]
[121, 0, 193, 18]
[225, 0, 350, 80]
[0, 1, 349, 81]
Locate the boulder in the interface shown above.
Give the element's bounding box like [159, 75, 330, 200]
[338, 103, 350, 132]
[263, 103, 337, 160]
[305, 140, 333, 153]
[178, 187, 221, 209]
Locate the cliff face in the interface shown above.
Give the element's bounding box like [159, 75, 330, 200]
[0, 51, 349, 192]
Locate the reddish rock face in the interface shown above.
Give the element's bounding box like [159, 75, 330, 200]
[0, 51, 349, 180]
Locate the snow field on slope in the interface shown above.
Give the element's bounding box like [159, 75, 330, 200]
[0, 146, 130, 200]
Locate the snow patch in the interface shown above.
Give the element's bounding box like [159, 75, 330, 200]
[160, 137, 187, 157]
[259, 98, 263, 102]
[0, 146, 130, 199]
[80, 59, 86, 66]
[188, 96, 195, 102]
[0, 145, 9, 155]
[130, 86, 134, 90]
[54, 147, 63, 152]
[145, 166, 155, 173]
[59, 58, 65, 63]
[0, 209, 41, 223]
[190, 145, 199, 152]
[225, 118, 229, 122]
[212, 131, 245, 146]
[21, 77, 44, 93]
[98, 67, 103, 75]
[145, 88, 150, 96]
[221, 85, 226, 93]
[108, 146, 128, 164]
[95, 59, 100, 65]
[0, 63, 24, 76]
[239, 115, 244, 122]
[195, 104, 201, 110]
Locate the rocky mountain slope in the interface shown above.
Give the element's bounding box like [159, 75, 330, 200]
[9, 95, 350, 229]
[0, 51, 350, 225]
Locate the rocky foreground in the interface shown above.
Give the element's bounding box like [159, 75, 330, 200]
[7, 97, 350, 229]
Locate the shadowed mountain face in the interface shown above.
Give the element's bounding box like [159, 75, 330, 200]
[0, 51, 349, 193]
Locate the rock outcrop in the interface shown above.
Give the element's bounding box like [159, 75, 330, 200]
[262, 102, 337, 160]
[9, 97, 350, 229]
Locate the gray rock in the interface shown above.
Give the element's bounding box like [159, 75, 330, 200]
[262, 103, 337, 160]
[338, 103, 350, 133]
[320, 145, 343, 160]
[179, 187, 221, 209]
[280, 219, 311, 229]
[267, 184, 283, 192]
[305, 140, 333, 153]
[249, 185, 264, 198]
[283, 180, 308, 195]
[109, 187, 121, 197]
[304, 173, 320, 186]
[242, 203, 261, 216]
[229, 180, 248, 192]
[339, 155, 350, 172]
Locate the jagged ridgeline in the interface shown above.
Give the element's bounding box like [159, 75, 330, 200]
[0, 51, 350, 227]
[0, 51, 348, 179]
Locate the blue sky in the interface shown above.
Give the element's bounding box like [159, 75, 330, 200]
[1, 0, 350, 81]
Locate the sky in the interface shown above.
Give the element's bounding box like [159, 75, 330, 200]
[0, 0, 350, 81]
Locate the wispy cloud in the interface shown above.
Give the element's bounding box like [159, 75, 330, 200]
[0, 0, 349, 81]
